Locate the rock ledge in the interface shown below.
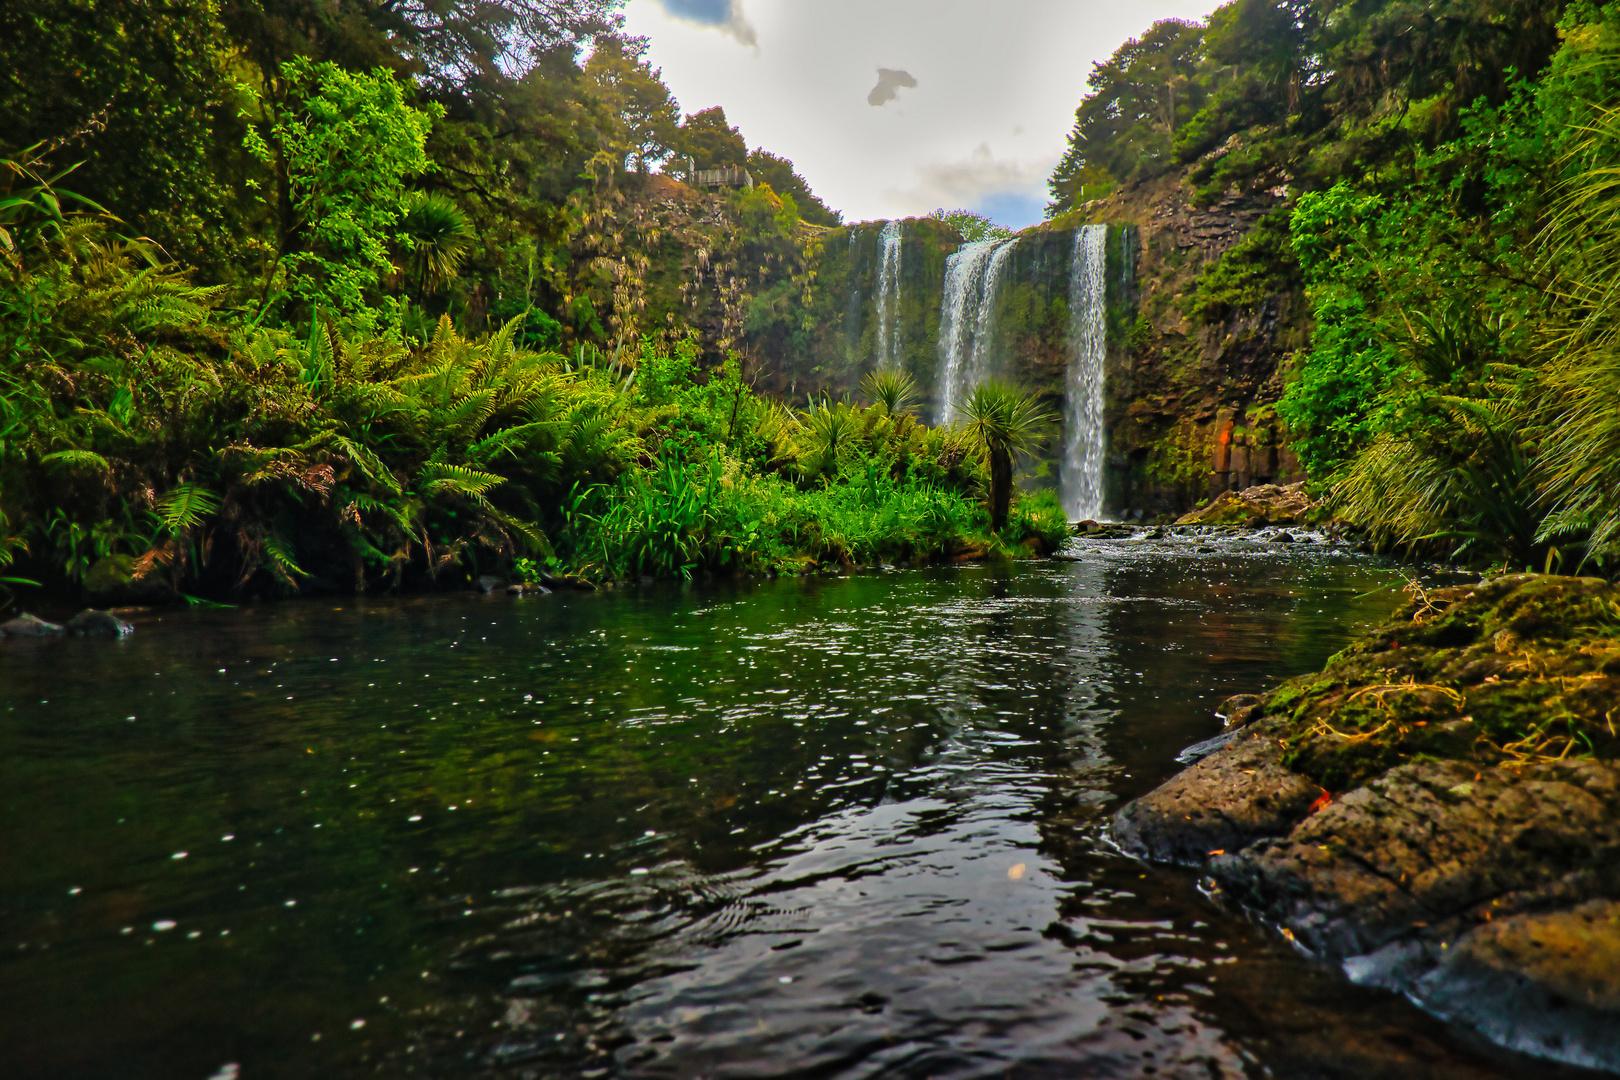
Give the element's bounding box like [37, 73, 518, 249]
[1113, 575, 1620, 1073]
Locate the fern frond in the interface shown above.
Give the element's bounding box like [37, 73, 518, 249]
[41, 448, 111, 472]
[156, 484, 221, 534]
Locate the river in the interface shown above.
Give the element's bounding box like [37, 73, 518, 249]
[0, 533, 1593, 1079]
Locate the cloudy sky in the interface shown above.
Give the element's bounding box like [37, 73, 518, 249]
[622, 0, 1223, 229]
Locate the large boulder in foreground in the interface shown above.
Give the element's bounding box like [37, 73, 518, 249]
[1174, 481, 1314, 527]
[1113, 575, 1620, 1072]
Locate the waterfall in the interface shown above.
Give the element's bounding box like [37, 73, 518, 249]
[874, 220, 904, 369]
[1062, 225, 1108, 521]
[934, 236, 1019, 425]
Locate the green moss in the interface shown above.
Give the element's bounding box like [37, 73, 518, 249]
[1259, 576, 1620, 792]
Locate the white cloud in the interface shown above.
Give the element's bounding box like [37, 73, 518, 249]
[887, 144, 1057, 227]
[624, 0, 1223, 227]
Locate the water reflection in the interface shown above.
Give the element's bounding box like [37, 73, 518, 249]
[0, 536, 1592, 1079]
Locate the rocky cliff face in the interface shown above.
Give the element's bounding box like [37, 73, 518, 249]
[741, 217, 961, 403]
[1066, 177, 1309, 518]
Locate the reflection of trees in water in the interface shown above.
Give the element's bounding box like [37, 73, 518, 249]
[914, 562, 1115, 792]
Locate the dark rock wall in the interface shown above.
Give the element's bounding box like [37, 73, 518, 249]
[1073, 178, 1310, 517]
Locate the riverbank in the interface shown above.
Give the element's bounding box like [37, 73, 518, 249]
[1113, 574, 1620, 1072]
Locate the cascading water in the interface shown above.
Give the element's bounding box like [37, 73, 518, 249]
[1062, 225, 1108, 522]
[934, 236, 1019, 425]
[874, 220, 904, 369]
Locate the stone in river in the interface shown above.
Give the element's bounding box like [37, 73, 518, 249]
[1111, 731, 1322, 866]
[2, 613, 65, 637]
[1112, 576, 1620, 1071]
[65, 609, 135, 636]
[475, 575, 505, 593]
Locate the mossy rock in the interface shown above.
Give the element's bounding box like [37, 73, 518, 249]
[83, 555, 174, 604]
[1247, 575, 1620, 792]
[1176, 482, 1314, 527]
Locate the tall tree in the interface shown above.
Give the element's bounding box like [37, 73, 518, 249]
[585, 35, 683, 173]
[745, 150, 841, 225]
[1047, 19, 1205, 210]
[243, 57, 440, 325]
[680, 107, 748, 170]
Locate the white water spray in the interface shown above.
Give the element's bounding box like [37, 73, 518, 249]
[934, 237, 1019, 425]
[1062, 225, 1108, 521]
[874, 221, 904, 369]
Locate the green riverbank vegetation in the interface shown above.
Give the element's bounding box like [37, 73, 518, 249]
[1052, 1, 1620, 577]
[0, 1, 1063, 605]
[0, 199, 1064, 599]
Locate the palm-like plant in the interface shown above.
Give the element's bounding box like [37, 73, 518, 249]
[1535, 82, 1620, 568]
[954, 380, 1054, 531]
[399, 193, 473, 296]
[860, 369, 918, 416]
[1333, 396, 1543, 568]
[795, 399, 861, 478]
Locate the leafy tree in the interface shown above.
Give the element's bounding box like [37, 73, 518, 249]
[243, 57, 442, 326]
[1048, 18, 1204, 209]
[926, 209, 1011, 243]
[586, 35, 683, 173]
[745, 151, 840, 226]
[680, 107, 748, 170]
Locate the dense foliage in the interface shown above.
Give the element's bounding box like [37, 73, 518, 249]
[1055, 0, 1620, 575]
[0, 0, 1063, 606]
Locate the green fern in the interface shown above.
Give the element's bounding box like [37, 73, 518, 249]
[156, 484, 220, 534]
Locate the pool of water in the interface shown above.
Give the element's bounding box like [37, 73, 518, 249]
[0, 535, 1598, 1079]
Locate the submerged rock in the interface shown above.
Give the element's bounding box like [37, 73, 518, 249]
[65, 609, 134, 636]
[1, 613, 64, 637]
[1175, 482, 1315, 528]
[1112, 575, 1620, 1071]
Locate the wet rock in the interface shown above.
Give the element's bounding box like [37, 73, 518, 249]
[504, 584, 525, 596]
[65, 609, 134, 636]
[1, 613, 64, 637]
[1273, 531, 1296, 543]
[1175, 482, 1315, 528]
[1215, 693, 1264, 730]
[1200, 756, 1620, 1071]
[1111, 729, 1323, 866]
[1114, 575, 1620, 1070]
[1175, 729, 1240, 764]
[1415, 899, 1620, 1072]
[475, 575, 505, 594]
[1078, 523, 1136, 540]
